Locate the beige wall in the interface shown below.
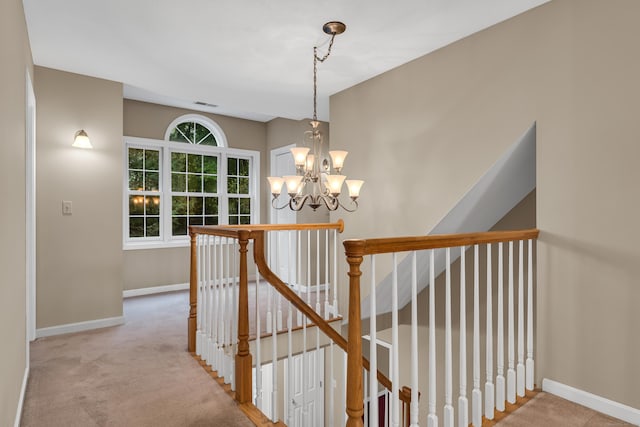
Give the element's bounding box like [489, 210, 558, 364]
[35, 67, 123, 327]
[331, 0, 640, 409]
[123, 100, 268, 290]
[0, 0, 33, 423]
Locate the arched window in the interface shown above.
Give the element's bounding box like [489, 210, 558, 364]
[164, 114, 227, 147]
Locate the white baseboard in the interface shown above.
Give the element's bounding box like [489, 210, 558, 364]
[123, 282, 189, 298]
[36, 316, 125, 338]
[14, 365, 28, 427]
[542, 378, 640, 425]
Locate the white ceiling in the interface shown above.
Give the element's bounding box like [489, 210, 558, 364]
[23, 0, 549, 122]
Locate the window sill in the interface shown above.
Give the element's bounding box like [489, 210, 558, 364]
[123, 239, 190, 251]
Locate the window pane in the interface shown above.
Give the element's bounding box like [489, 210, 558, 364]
[204, 197, 218, 215]
[203, 156, 217, 174]
[240, 215, 251, 225]
[228, 157, 237, 175]
[145, 172, 159, 191]
[229, 198, 239, 215]
[239, 159, 250, 176]
[187, 154, 202, 173]
[146, 196, 160, 215]
[205, 216, 218, 225]
[172, 173, 186, 192]
[146, 217, 160, 237]
[129, 171, 143, 191]
[171, 152, 186, 172]
[129, 196, 144, 215]
[229, 216, 239, 225]
[177, 122, 195, 143]
[129, 148, 144, 169]
[239, 198, 251, 214]
[172, 196, 187, 215]
[129, 217, 144, 237]
[194, 123, 210, 144]
[172, 217, 187, 235]
[187, 174, 202, 193]
[238, 177, 249, 194]
[145, 150, 159, 170]
[189, 196, 203, 215]
[200, 133, 217, 146]
[227, 177, 237, 194]
[189, 216, 203, 226]
[203, 176, 217, 193]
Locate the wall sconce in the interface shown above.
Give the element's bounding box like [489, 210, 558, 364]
[72, 129, 93, 149]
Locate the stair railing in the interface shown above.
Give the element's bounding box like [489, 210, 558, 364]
[188, 221, 413, 425]
[343, 229, 539, 427]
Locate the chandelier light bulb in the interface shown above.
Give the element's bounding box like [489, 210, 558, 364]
[283, 175, 304, 195]
[325, 175, 346, 196]
[345, 180, 364, 199]
[329, 150, 348, 171]
[267, 177, 285, 195]
[290, 147, 310, 168]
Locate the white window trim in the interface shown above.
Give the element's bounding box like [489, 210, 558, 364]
[163, 114, 228, 147]
[123, 136, 260, 250]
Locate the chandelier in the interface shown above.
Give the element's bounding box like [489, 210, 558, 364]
[267, 21, 364, 212]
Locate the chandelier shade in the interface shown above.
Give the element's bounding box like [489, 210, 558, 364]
[267, 22, 363, 212]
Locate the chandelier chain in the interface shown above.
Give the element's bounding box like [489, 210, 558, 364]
[312, 33, 337, 121]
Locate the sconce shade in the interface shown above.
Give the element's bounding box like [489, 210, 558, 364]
[72, 129, 93, 149]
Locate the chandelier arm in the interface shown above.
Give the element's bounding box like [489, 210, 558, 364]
[271, 196, 293, 210]
[337, 199, 359, 213]
[289, 195, 308, 212]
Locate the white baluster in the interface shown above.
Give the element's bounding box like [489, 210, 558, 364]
[272, 291, 278, 423]
[472, 245, 482, 427]
[485, 243, 495, 420]
[444, 248, 454, 427]
[459, 246, 469, 427]
[221, 238, 227, 380]
[196, 235, 202, 355]
[255, 269, 262, 409]
[507, 241, 516, 404]
[333, 229, 338, 317]
[517, 240, 525, 397]
[287, 301, 293, 425]
[526, 239, 535, 391]
[231, 240, 239, 390]
[266, 234, 272, 334]
[370, 255, 378, 427]
[307, 230, 311, 311]
[277, 234, 283, 332]
[410, 251, 419, 427]
[329, 342, 335, 427]
[316, 229, 321, 314]
[427, 250, 438, 427]
[391, 253, 399, 427]
[325, 229, 330, 319]
[496, 242, 505, 411]
[218, 236, 224, 370]
[297, 230, 303, 327]
[207, 236, 215, 365]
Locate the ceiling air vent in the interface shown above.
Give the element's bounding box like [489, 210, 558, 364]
[194, 101, 218, 108]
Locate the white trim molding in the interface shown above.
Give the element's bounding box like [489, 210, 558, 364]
[14, 366, 29, 427]
[35, 316, 125, 338]
[123, 283, 189, 298]
[542, 378, 640, 425]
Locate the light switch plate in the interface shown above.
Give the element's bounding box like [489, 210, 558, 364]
[62, 200, 72, 215]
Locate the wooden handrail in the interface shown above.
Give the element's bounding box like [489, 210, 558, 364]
[190, 219, 344, 235]
[344, 229, 539, 256]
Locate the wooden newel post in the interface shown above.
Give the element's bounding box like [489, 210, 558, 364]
[235, 230, 252, 404]
[188, 230, 197, 353]
[345, 240, 365, 427]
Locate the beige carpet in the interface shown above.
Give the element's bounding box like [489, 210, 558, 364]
[21, 291, 253, 427]
[496, 392, 635, 426]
